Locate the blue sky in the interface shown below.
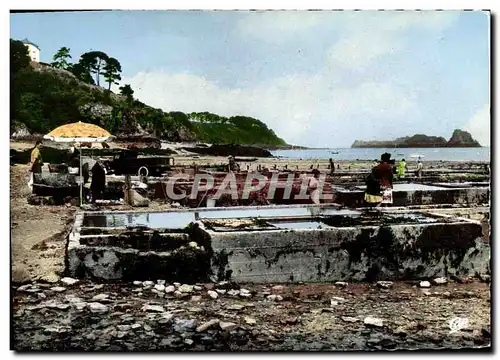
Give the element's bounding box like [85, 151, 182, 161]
[10, 10, 490, 147]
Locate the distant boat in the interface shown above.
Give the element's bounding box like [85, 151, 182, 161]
[330, 151, 339, 154]
[410, 154, 425, 158]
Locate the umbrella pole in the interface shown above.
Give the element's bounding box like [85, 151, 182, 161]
[80, 144, 83, 207]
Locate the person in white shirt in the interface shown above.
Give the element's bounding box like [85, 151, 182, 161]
[416, 160, 423, 178]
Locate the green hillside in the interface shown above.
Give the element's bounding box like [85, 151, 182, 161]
[10, 39, 287, 146]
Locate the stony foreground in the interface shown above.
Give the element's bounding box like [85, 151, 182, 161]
[12, 279, 491, 351]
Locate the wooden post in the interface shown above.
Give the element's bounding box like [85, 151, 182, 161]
[124, 174, 132, 206]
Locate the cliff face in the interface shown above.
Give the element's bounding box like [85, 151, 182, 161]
[352, 129, 481, 148]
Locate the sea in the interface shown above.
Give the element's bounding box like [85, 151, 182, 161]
[270, 147, 490, 162]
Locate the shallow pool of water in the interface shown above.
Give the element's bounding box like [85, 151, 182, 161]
[82, 206, 365, 229]
[356, 183, 447, 192]
[82, 212, 196, 229]
[267, 221, 330, 229]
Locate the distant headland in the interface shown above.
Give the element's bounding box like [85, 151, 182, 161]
[351, 129, 481, 148]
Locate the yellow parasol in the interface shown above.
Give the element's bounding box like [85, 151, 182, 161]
[43, 121, 114, 206]
[44, 121, 112, 143]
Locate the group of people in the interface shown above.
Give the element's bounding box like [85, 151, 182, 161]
[364, 153, 424, 207]
[395, 157, 423, 179]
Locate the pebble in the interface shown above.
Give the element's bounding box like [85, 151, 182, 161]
[60, 277, 79, 286]
[157, 280, 166, 285]
[50, 286, 67, 293]
[196, 319, 220, 332]
[228, 304, 245, 310]
[174, 319, 198, 332]
[216, 289, 227, 295]
[191, 295, 202, 302]
[376, 281, 394, 289]
[244, 316, 257, 325]
[433, 277, 448, 285]
[37, 292, 46, 299]
[332, 296, 346, 303]
[154, 284, 165, 292]
[133, 281, 143, 286]
[131, 323, 142, 330]
[188, 241, 198, 248]
[285, 316, 298, 325]
[266, 294, 283, 301]
[179, 284, 194, 293]
[239, 288, 251, 298]
[74, 302, 87, 310]
[143, 324, 152, 332]
[17, 284, 32, 292]
[165, 285, 176, 294]
[173, 282, 181, 288]
[117, 325, 131, 331]
[207, 290, 218, 299]
[91, 294, 109, 301]
[219, 321, 238, 331]
[227, 289, 240, 296]
[25, 287, 42, 293]
[335, 281, 348, 288]
[419, 281, 431, 288]
[88, 302, 109, 314]
[44, 326, 70, 334]
[142, 281, 154, 287]
[272, 285, 285, 291]
[141, 304, 165, 312]
[193, 285, 203, 291]
[364, 316, 384, 328]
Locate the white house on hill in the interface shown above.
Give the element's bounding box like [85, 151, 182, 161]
[22, 38, 40, 62]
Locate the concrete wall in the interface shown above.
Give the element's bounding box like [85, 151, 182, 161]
[67, 209, 490, 283]
[336, 187, 490, 208]
[209, 221, 490, 283]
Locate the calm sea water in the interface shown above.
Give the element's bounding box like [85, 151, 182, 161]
[271, 147, 490, 162]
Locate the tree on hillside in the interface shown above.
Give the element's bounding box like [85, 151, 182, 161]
[51, 47, 72, 70]
[103, 57, 122, 90]
[70, 62, 95, 85]
[10, 39, 31, 74]
[119, 84, 134, 102]
[80, 51, 109, 86]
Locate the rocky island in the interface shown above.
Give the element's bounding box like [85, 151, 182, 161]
[351, 129, 481, 148]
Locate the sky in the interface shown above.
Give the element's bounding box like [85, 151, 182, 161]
[10, 10, 490, 147]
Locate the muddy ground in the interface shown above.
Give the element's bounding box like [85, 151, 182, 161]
[10, 164, 75, 283]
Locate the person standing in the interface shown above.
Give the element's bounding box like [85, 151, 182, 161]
[416, 160, 424, 179]
[308, 169, 321, 204]
[90, 161, 106, 203]
[28, 140, 43, 192]
[397, 158, 407, 179]
[228, 155, 239, 172]
[329, 158, 335, 175]
[364, 153, 394, 206]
